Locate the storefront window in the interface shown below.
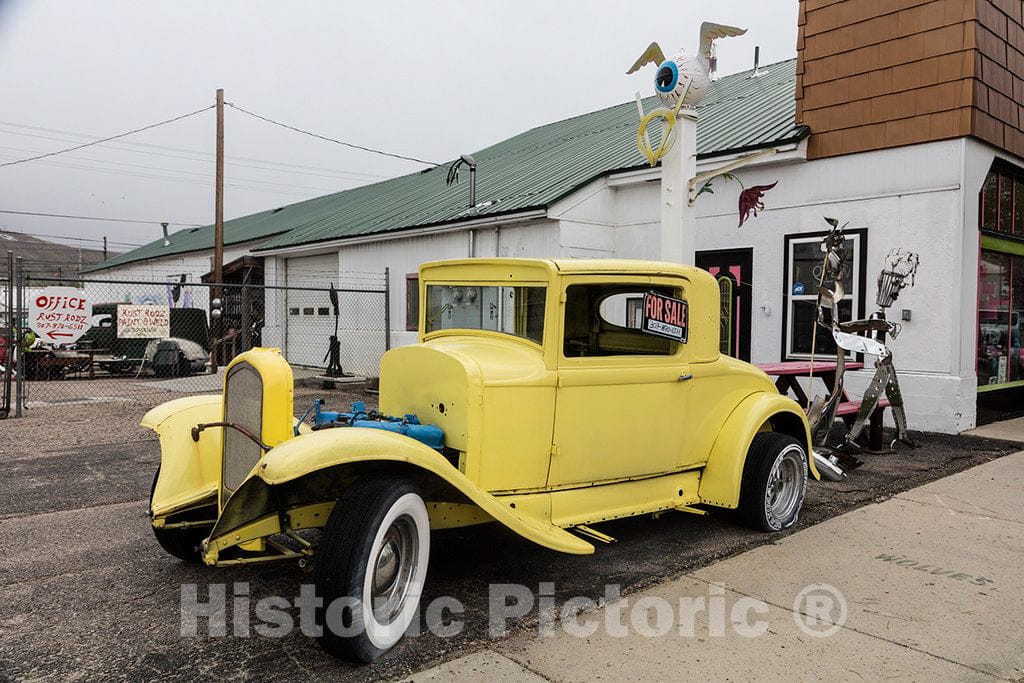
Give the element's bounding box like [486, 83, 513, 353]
[977, 250, 1024, 387]
[981, 172, 999, 232]
[999, 175, 1014, 232]
[1016, 179, 1024, 236]
[784, 231, 864, 359]
[978, 251, 1010, 386]
[978, 164, 1024, 390]
[980, 169, 1024, 235]
[1013, 261, 1024, 381]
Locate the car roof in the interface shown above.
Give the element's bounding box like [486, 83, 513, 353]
[421, 257, 706, 279]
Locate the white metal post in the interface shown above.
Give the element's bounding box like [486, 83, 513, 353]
[14, 256, 23, 417]
[660, 110, 698, 264]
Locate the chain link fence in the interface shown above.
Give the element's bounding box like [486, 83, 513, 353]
[2, 265, 389, 414]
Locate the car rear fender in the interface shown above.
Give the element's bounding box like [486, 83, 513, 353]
[205, 428, 594, 561]
[698, 392, 818, 509]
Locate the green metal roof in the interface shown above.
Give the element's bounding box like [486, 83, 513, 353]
[88, 59, 803, 272]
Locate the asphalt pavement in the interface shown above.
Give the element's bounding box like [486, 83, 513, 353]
[0, 403, 1019, 681]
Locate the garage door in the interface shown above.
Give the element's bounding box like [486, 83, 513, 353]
[285, 253, 338, 368]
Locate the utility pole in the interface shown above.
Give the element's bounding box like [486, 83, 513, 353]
[212, 87, 225, 370]
[102, 236, 108, 260]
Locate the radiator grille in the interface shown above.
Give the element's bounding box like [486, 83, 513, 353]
[221, 362, 263, 503]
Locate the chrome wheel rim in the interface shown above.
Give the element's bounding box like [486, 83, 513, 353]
[766, 447, 803, 522]
[371, 514, 418, 625]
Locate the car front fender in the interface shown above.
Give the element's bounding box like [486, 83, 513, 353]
[141, 395, 223, 518]
[207, 428, 594, 559]
[141, 395, 312, 520]
[698, 392, 818, 509]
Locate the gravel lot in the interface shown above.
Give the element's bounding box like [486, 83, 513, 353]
[0, 385, 1019, 681]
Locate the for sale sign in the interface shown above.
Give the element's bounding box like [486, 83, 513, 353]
[641, 291, 688, 343]
[117, 304, 171, 339]
[29, 287, 93, 344]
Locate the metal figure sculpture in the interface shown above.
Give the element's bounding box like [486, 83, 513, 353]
[805, 219, 851, 450]
[323, 283, 343, 378]
[806, 218, 920, 458]
[839, 248, 919, 451]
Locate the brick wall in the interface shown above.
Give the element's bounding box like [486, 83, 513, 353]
[797, 0, 1024, 159]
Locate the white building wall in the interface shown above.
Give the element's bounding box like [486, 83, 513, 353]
[550, 177, 616, 258]
[282, 252, 340, 369]
[262, 256, 286, 351]
[610, 139, 972, 432]
[339, 230, 475, 351]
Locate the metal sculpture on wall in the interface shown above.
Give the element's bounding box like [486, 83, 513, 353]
[695, 174, 780, 227]
[806, 218, 920, 465]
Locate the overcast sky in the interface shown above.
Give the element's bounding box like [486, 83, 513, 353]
[0, 0, 798, 255]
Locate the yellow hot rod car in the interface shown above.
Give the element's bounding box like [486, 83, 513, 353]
[144, 258, 818, 661]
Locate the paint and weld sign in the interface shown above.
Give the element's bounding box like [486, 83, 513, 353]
[117, 304, 170, 338]
[29, 287, 93, 344]
[641, 291, 688, 343]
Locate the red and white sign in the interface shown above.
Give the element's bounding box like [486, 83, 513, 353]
[641, 291, 688, 343]
[29, 286, 93, 344]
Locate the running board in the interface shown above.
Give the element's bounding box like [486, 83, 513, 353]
[573, 524, 616, 544]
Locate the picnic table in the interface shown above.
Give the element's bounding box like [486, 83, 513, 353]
[24, 349, 91, 380]
[757, 360, 889, 451]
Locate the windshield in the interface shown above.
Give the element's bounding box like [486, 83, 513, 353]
[425, 284, 545, 344]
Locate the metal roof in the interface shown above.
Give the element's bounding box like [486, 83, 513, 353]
[88, 59, 803, 272]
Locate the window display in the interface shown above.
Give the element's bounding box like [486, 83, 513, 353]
[977, 250, 1024, 387]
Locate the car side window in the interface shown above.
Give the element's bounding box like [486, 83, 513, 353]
[563, 284, 679, 357]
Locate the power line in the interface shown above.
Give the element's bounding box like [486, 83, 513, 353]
[0, 144, 338, 193]
[0, 230, 142, 247]
[0, 153, 320, 198]
[0, 105, 214, 169]
[0, 123, 392, 181]
[0, 209, 203, 226]
[225, 102, 439, 167]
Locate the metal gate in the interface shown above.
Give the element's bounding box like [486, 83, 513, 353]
[0, 254, 14, 418]
[5, 267, 389, 415]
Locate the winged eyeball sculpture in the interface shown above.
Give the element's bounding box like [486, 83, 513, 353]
[627, 22, 747, 108]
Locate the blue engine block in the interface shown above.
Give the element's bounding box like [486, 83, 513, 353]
[304, 399, 445, 451]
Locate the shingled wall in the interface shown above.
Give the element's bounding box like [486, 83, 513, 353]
[797, 0, 1024, 159]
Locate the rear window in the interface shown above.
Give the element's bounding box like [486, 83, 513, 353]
[564, 284, 680, 357]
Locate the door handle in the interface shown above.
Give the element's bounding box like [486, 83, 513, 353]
[677, 373, 693, 381]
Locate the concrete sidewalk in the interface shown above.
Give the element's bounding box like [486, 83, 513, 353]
[410, 447, 1024, 681]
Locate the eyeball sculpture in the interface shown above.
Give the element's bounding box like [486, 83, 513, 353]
[627, 22, 746, 108]
[628, 22, 746, 166]
[653, 52, 710, 107]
